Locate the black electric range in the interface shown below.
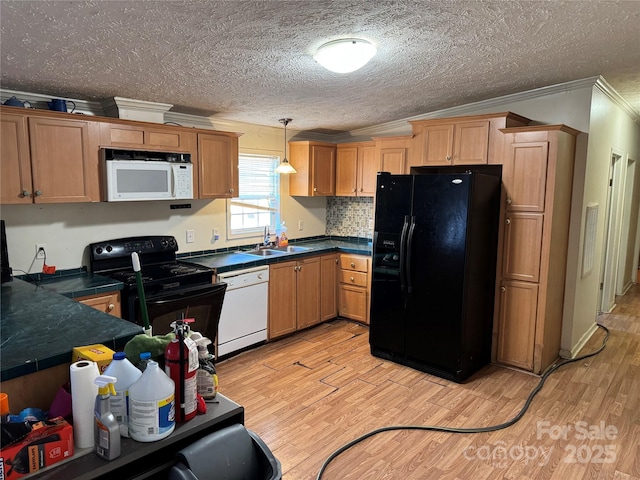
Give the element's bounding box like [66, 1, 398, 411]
[89, 236, 213, 322]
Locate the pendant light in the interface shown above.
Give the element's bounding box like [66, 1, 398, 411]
[275, 118, 296, 174]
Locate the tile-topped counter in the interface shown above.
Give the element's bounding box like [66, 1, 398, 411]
[1, 278, 141, 381]
[180, 237, 372, 273]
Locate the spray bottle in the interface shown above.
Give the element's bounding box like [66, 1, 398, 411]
[94, 375, 121, 460]
[192, 334, 218, 399]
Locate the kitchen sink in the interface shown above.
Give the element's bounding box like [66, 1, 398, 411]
[270, 245, 311, 253]
[242, 249, 286, 257]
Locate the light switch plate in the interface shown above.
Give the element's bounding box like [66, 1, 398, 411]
[186, 229, 195, 243]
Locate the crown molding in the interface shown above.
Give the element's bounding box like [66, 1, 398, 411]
[334, 76, 606, 141]
[163, 111, 218, 130]
[593, 76, 640, 123]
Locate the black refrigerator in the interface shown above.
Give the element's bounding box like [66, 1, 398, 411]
[369, 166, 501, 382]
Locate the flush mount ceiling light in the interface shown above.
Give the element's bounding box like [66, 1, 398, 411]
[275, 118, 296, 174]
[313, 38, 377, 74]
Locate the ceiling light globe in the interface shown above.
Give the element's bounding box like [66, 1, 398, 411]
[314, 38, 377, 74]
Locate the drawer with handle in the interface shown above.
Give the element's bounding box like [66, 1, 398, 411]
[339, 270, 367, 287]
[339, 255, 368, 272]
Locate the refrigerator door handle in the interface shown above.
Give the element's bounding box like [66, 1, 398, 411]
[399, 215, 410, 292]
[406, 216, 416, 294]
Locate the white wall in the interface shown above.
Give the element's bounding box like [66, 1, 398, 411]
[2, 117, 326, 273]
[563, 87, 640, 354]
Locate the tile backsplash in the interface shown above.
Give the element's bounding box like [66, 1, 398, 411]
[326, 197, 374, 238]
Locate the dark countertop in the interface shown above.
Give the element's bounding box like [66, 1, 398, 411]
[0, 278, 142, 381]
[37, 268, 124, 299]
[0, 237, 370, 381]
[179, 237, 372, 273]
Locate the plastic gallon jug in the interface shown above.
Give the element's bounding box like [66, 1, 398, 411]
[103, 352, 142, 437]
[128, 360, 175, 442]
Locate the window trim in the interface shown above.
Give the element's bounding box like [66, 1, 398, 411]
[226, 152, 281, 241]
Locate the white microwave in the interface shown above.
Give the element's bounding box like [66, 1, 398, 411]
[103, 149, 194, 202]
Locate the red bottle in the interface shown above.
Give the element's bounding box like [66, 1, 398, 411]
[164, 319, 198, 422]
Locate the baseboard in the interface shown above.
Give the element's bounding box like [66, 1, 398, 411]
[560, 322, 599, 359]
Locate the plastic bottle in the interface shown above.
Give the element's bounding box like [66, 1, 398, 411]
[165, 320, 198, 422]
[103, 352, 142, 437]
[137, 352, 151, 372]
[128, 360, 175, 442]
[94, 375, 121, 460]
[194, 336, 218, 399]
[279, 221, 288, 246]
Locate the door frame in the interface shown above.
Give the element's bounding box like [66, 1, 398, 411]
[599, 149, 625, 313]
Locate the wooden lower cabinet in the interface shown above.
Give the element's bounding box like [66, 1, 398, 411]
[338, 254, 370, 324]
[268, 256, 322, 339]
[320, 253, 338, 321]
[76, 291, 122, 317]
[296, 256, 321, 330]
[496, 281, 538, 371]
[268, 261, 298, 339]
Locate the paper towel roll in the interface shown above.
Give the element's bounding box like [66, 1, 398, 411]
[70, 360, 99, 449]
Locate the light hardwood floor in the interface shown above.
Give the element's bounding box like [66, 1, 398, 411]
[216, 284, 640, 479]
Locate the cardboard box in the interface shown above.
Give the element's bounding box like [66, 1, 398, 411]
[72, 344, 115, 373]
[0, 417, 74, 478]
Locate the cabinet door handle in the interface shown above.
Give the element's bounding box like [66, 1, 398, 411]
[446, 155, 452, 161]
[35, 190, 42, 197]
[350, 276, 355, 282]
[352, 188, 356, 192]
[350, 262, 355, 268]
[313, 187, 318, 192]
[506, 198, 512, 205]
[335, 258, 339, 264]
[107, 304, 115, 312]
[22, 190, 30, 197]
[505, 218, 511, 225]
[501, 286, 506, 292]
[229, 188, 234, 194]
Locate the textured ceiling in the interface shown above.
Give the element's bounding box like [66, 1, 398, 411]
[1, 0, 639, 133]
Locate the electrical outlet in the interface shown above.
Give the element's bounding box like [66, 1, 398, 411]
[368, 218, 374, 229]
[36, 243, 47, 259]
[213, 228, 220, 241]
[298, 220, 303, 231]
[186, 229, 195, 244]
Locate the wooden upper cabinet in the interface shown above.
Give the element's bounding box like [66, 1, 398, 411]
[197, 132, 239, 199]
[28, 116, 101, 203]
[1, 112, 32, 204]
[100, 122, 194, 152]
[502, 141, 549, 212]
[335, 146, 358, 196]
[409, 112, 530, 168]
[289, 141, 336, 196]
[374, 135, 411, 175]
[335, 142, 376, 197]
[358, 144, 378, 195]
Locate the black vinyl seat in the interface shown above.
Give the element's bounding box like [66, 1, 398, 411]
[167, 423, 282, 480]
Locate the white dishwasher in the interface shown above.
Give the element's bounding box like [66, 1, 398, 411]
[216, 265, 269, 357]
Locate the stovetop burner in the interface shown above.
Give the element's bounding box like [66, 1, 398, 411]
[89, 235, 213, 290]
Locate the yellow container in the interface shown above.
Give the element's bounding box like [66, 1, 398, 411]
[72, 344, 115, 374]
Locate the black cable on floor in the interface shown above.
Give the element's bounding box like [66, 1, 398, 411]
[316, 323, 611, 479]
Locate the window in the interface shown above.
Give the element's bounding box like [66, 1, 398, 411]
[227, 154, 280, 239]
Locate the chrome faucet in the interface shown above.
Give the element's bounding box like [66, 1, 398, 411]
[263, 227, 271, 246]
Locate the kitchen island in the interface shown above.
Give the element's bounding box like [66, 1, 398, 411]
[0, 277, 142, 410]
